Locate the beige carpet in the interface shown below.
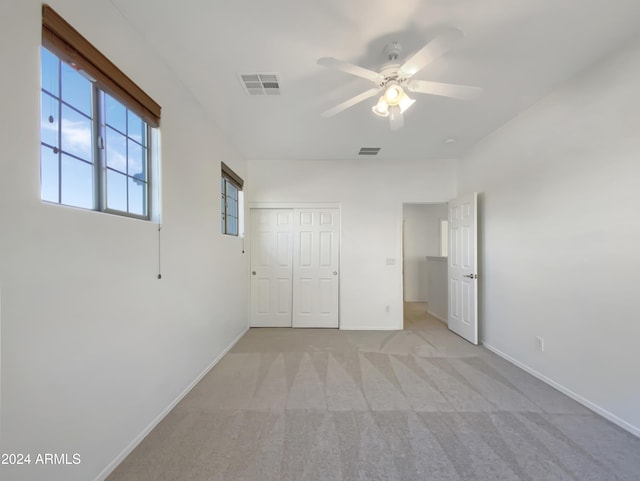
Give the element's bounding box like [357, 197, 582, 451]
[107, 303, 640, 480]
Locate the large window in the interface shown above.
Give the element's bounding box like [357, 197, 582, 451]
[40, 5, 160, 219]
[221, 162, 244, 236]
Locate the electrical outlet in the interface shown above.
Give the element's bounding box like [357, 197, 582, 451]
[535, 336, 544, 352]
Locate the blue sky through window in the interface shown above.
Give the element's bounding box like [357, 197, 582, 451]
[40, 47, 149, 217]
[40, 46, 94, 209]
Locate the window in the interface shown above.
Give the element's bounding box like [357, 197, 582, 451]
[40, 5, 160, 219]
[221, 162, 244, 236]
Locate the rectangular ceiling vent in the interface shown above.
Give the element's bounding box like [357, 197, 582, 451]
[239, 73, 281, 95]
[358, 147, 381, 156]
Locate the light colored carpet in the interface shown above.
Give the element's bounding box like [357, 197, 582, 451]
[107, 303, 640, 481]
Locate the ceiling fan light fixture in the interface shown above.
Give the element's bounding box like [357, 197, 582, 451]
[372, 97, 389, 117]
[384, 84, 402, 103]
[388, 105, 404, 130]
[382, 82, 415, 112]
[373, 85, 414, 124]
[398, 93, 415, 114]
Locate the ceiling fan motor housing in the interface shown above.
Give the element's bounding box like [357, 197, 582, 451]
[383, 42, 403, 62]
[377, 43, 410, 88]
[377, 67, 408, 89]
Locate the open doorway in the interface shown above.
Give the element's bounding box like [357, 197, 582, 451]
[402, 203, 449, 329]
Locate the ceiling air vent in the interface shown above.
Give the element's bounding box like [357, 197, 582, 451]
[358, 147, 381, 156]
[239, 73, 281, 95]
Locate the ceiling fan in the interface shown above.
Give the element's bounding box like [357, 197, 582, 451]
[318, 29, 481, 130]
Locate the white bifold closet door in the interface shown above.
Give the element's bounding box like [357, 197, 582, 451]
[291, 209, 339, 328]
[250, 208, 339, 328]
[250, 209, 294, 327]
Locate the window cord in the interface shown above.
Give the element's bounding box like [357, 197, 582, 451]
[157, 224, 162, 279]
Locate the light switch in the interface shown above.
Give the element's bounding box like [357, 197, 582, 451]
[386, 258, 396, 265]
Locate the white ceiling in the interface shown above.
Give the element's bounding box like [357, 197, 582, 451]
[110, 0, 640, 161]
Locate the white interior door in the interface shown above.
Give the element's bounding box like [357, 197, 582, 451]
[292, 209, 340, 328]
[447, 193, 478, 344]
[250, 209, 293, 327]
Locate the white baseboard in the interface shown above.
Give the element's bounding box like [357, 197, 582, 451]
[340, 325, 401, 331]
[94, 326, 250, 481]
[481, 341, 640, 439]
[427, 310, 447, 325]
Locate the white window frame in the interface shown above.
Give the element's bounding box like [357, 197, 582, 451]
[221, 162, 244, 236]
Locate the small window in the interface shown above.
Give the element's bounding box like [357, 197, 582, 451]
[40, 6, 160, 219]
[221, 162, 244, 236]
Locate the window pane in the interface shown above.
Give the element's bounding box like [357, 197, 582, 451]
[227, 196, 237, 217]
[221, 215, 225, 233]
[61, 62, 92, 117]
[105, 93, 126, 134]
[105, 126, 127, 173]
[127, 139, 145, 178]
[106, 169, 127, 212]
[41, 145, 59, 203]
[128, 177, 146, 216]
[228, 216, 237, 235]
[61, 155, 93, 209]
[227, 181, 238, 200]
[41, 92, 59, 147]
[127, 110, 145, 144]
[61, 105, 93, 161]
[41, 47, 59, 94]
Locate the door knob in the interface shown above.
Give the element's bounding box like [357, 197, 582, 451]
[333, 271, 338, 275]
[252, 271, 256, 275]
[463, 273, 477, 279]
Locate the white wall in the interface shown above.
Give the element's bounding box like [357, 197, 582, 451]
[402, 203, 447, 302]
[248, 159, 456, 330]
[458, 35, 640, 435]
[426, 257, 448, 322]
[0, 2, 249, 480]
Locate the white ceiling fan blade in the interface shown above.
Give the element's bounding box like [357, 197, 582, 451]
[408, 80, 482, 100]
[321, 88, 381, 118]
[318, 57, 382, 83]
[399, 29, 464, 78]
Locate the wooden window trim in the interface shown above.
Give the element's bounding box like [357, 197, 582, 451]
[221, 162, 244, 189]
[42, 4, 161, 127]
